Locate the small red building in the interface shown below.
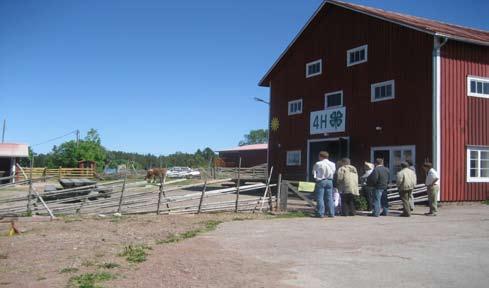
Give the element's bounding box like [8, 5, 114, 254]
[0, 143, 29, 184]
[218, 144, 268, 168]
[259, 0, 489, 201]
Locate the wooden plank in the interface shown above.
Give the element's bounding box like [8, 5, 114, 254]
[234, 157, 242, 213]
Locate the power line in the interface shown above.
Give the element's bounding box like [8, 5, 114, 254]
[31, 130, 79, 147]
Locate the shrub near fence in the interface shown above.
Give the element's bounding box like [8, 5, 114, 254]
[18, 167, 96, 179]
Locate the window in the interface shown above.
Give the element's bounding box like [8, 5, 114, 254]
[325, 90, 343, 109]
[306, 59, 322, 78]
[371, 80, 395, 102]
[288, 99, 303, 115]
[347, 45, 368, 66]
[467, 147, 489, 182]
[287, 150, 301, 166]
[468, 76, 489, 98]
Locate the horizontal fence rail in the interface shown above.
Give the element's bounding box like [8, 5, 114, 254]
[18, 167, 96, 179]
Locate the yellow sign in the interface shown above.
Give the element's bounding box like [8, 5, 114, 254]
[298, 181, 316, 193]
[271, 117, 279, 132]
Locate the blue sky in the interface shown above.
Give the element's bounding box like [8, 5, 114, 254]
[1, 0, 488, 155]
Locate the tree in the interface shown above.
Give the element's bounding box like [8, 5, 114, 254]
[239, 129, 268, 146]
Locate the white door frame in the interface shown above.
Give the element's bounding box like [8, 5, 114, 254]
[370, 145, 416, 180]
[306, 137, 350, 180]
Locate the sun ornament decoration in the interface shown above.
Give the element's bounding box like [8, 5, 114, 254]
[271, 117, 280, 132]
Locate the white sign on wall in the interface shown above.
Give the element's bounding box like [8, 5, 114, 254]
[310, 107, 346, 134]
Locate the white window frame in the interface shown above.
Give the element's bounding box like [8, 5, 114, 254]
[288, 99, 303, 115]
[467, 75, 489, 98]
[467, 146, 489, 183]
[371, 80, 395, 102]
[347, 44, 368, 67]
[324, 90, 343, 109]
[305, 59, 322, 78]
[286, 150, 302, 166]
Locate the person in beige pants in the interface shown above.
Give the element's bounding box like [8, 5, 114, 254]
[422, 162, 439, 216]
[396, 162, 416, 217]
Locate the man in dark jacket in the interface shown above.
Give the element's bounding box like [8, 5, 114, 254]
[367, 158, 390, 217]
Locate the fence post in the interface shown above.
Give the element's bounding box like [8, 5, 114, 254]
[234, 157, 242, 213]
[197, 178, 208, 214]
[156, 174, 168, 215]
[58, 166, 62, 179]
[279, 180, 288, 212]
[26, 157, 34, 214]
[117, 168, 128, 213]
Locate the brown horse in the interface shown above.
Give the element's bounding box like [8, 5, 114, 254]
[145, 168, 167, 183]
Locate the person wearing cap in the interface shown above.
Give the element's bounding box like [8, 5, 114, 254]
[367, 158, 390, 217]
[396, 161, 417, 217]
[406, 160, 417, 211]
[423, 162, 439, 216]
[360, 162, 375, 210]
[312, 151, 336, 218]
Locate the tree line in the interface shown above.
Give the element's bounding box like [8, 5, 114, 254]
[22, 129, 216, 171]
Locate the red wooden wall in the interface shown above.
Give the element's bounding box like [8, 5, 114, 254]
[267, 3, 433, 180]
[441, 41, 489, 201]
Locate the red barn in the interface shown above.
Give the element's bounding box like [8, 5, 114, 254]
[218, 144, 268, 168]
[259, 0, 489, 201]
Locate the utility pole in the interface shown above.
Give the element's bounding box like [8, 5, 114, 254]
[1, 119, 5, 143]
[76, 129, 80, 147]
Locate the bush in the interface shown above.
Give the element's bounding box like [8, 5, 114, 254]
[354, 195, 369, 211]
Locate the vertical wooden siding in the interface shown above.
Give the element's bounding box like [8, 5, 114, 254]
[268, 4, 433, 180]
[441, 41, 489, 201]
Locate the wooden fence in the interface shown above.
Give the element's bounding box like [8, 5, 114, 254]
[277, 178, 428, 212]
[17, 167, 96, 180]
[208, 164, 268, 181]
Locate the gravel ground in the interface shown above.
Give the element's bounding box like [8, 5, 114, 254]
[1, 204, 488, 287]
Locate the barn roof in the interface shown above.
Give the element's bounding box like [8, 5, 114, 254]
[218, 143, 268, 152]
[0, 143, 29, 158]
[259, 0, 489, 87]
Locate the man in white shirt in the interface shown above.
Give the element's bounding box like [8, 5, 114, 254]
[313, 151, 336, 218]
[423, 162, 439, 216]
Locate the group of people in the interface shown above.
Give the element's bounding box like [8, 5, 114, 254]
[312, 151, 440, 218]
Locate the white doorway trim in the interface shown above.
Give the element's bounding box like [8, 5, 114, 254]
[370, 145, 416, 181]
[306, 137, 350, 180]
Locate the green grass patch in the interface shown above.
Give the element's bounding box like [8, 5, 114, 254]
[157, 220, 223, 244]
[483, 199, 489, 205]
[68, 272, 114, 288]
[60, 267, 79, 274]
[273, 211, 310, 218]
[118, 245, 151, 263]
[98, 262, 120, 269]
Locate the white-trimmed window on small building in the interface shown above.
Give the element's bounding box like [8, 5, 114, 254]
[347, 45, 368, 67]
[468, 76, 489, 98]
[286, 150, 301, 166]
[467, 146, 489, 182]
[288, 99, 303, 115]
[306, 59, 322, 78]
[325, 90, 343, 109]
[371, 80, 395, 102]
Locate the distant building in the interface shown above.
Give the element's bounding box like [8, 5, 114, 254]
[259, 0, 489, 201]
[218, 144, 267, 167]
[0, 143, 29, 184]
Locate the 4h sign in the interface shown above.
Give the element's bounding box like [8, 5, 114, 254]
[310, 107, 346, 134]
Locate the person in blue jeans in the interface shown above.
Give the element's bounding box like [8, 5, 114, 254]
[367, 158, 390, 217]
[313, 151, 336, 218]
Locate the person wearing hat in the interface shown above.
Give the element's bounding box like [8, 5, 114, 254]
[396, 161, 417, 217]
[312, 151, 336, 218]
[360, 162, 375, 210]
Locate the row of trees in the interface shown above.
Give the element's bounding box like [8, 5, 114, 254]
[22, 128, 268, 171]
[24, 129, 216, 170]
